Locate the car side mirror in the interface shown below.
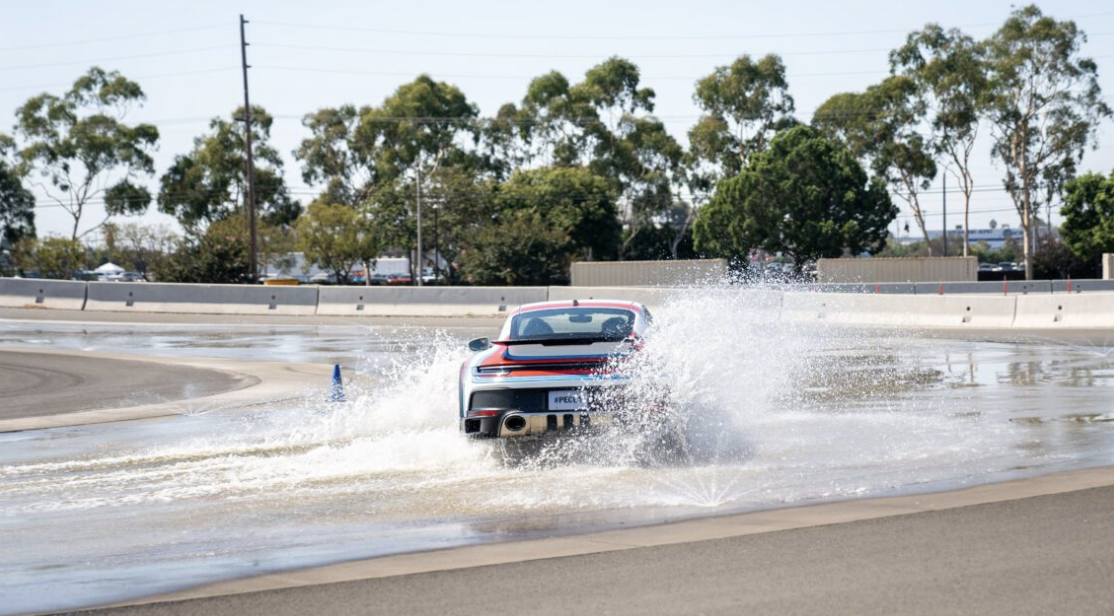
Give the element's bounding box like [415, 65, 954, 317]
[468, 337, 491, 352]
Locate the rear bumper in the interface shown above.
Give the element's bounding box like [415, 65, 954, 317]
[461, 410, 615, 438]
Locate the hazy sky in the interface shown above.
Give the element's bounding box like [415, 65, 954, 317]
[3, 0, 1113, 241]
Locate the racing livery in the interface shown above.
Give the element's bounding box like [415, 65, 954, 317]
[459, 299, 651, 438]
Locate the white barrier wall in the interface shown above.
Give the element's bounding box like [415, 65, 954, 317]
[5, 277, 1114, 330]
[0, 278, 87, 310]
[782, 292, 1018, 328]
[85, 282, 319, 315]
[315, 286, 548, 316]
[1014, 293, 1114, 329]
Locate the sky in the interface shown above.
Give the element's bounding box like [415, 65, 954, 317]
[3, 0, 1113, 243]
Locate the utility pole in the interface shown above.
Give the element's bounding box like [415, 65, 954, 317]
[942, 172, 947, 257]
[432, 203, 440, 284]
[416, 163, 423, 287]
[239, 14, 258, 283]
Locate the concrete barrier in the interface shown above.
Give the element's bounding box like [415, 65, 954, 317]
[1014, 293, 1114, 328]
[0, 278, 87, 310]
[1104, 254, 1113, 280]
[813, 282, 919, 294]
[85, 282, 319, 315]
[913, 281, 1053, 295]
[1050, 279, 1114, 294]
[315, 286, 547, 316]
[782, 292, 1017, 328]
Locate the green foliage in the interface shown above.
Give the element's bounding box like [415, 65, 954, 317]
[969, 238, 1023, 264]
[495, 166, 621, 261]
[296, 202, 378, 284]
[354, 75, 480, 181]
[459, 211, 569, 286]
[98, 222, 178, 276]
[1060, 170, 1114, 259]
[13, 67, 158, 241]
[158, 106, 300, 233]
[984, 4, 1112, 275]
[0, 156, 35, 245]
[890, 25, 988, 257]
[11, 237, 85, 279]
[694, 126, 896, 269]
[1032, 236, 1100, 280]
[153, 228, 251, 284]
[813, 75, 935, 248]
[689, 54, 796, 180]
[622, 224, 696, 261]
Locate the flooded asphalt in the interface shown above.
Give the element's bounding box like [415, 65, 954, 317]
[1, 295, 1113, 615]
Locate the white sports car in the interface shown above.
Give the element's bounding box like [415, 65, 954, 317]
[459, 299, 652, 438]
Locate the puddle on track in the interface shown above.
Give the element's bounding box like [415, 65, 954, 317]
[2, 292, 1114, 614]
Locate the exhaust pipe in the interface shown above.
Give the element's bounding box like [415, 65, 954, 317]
[504, 415, 527, 432]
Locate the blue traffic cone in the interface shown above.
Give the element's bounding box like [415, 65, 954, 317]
[328, 364, 346, 402]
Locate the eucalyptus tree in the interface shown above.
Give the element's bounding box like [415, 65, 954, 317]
[296, 201, 379, 284]
[891, 25, 989, 257]
[13, 67, 159, 241]
[513, 58, 682, 259]
[295, 105, 367, 206]
[158, 106, 299, 235]
[984, 4, 1111, 279]
[689, 54, 796, 185]
[813, 76, 936, 252]
[354, 74, 480, 183]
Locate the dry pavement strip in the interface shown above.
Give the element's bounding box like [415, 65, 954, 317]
[67, 471, 1114, 616]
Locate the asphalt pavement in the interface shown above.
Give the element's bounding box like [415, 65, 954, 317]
[69, 480, 1114, 616]
[3, 307, 1111, 616]
[0, 350, 249, 421]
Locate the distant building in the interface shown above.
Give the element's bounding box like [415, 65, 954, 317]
[895, 225, 1026, 250]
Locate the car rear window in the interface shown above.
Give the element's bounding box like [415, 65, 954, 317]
[510, 308, 635, 340]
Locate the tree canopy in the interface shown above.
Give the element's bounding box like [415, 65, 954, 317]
[694, 126, 896, 269]
[158, 106, 300, 234]
[1060, 170, 1114, 260]
[984, 4, 1112, 278]
[14, 67, 158, 241]
[0, 137, 35, 245]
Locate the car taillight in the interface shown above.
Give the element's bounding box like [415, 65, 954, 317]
[467, 410, 501, 417]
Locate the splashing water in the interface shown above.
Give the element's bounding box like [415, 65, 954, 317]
[2, 287, 1113, 614]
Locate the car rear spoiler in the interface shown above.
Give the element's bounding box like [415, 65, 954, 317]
[495, 336, 631, 346]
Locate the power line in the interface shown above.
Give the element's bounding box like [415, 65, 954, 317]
[0, 24, 229, 52]
[252, 42, 894, 60]
[253, 64, 885, 82]
[0, 46, 235, 72]
[251, 13, 1114, 41]
[251, 20, 998, 42]
[0, 67, 238, 93]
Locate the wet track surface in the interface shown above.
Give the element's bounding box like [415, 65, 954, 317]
[1, 295, 1114, 614]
